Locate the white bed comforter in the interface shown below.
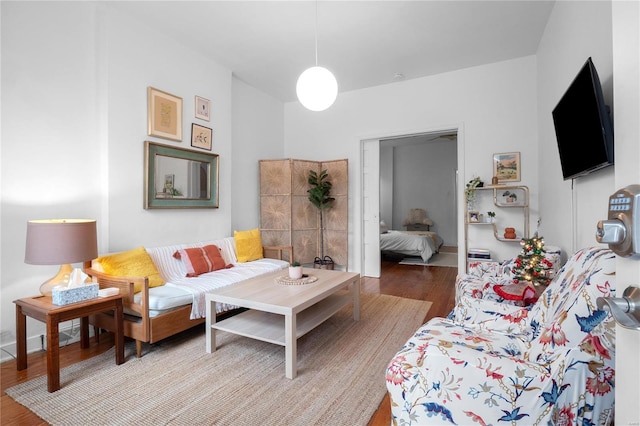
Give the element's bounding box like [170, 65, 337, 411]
[380, 230, 443, 262]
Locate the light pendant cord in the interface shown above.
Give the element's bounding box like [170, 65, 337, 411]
[314, 0, 318, 66]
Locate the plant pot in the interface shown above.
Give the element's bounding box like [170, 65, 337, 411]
[313, 256, 334, 270]
[289, 266, 303, 279]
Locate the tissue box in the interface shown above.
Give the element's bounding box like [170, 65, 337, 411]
[52, 284, 99, 306]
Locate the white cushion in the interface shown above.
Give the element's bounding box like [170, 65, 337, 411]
[133, 285, 193, 312]
[94, 237, 288, 319]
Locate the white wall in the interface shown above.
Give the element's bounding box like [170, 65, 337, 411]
[389, 141, 457, 246]
[1, 2, 106, 355]
[231, 78, 284, 231]
[103, 5, 234, 250]
[284, 56, 540, 269]
[536, 0, 614, 258]
[0, 2, 284, 359]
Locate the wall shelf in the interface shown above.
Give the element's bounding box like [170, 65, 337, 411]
[464, 185, 529, 271]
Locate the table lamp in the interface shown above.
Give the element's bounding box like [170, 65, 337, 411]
[24, 219, 98, 296]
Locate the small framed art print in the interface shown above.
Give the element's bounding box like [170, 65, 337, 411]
[468, 211, 480, 223]
[191, 123, 212, 151]
[493, 152, 521, 182]
[195, 96, 211, 121]
[148, 87, 183, 142]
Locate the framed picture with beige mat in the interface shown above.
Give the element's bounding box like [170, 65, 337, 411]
[147, 87, 183, 142]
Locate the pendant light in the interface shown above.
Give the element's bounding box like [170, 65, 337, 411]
[296, 0, 338, 111]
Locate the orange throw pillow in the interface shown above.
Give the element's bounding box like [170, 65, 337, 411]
[173, 245, 232, 277]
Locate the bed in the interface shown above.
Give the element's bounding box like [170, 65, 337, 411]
[380, 230, 444, 263]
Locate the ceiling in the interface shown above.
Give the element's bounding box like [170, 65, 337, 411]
[110, 1, 555, 103]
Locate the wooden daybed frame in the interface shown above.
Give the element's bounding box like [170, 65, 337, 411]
[83, 245, 293, 358]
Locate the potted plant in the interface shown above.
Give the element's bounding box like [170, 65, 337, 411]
[487, 211, 496, 223]
[289, 261, 303, 279]
[465, 176, 484, 210]
[502, 190, 517, 203]
[465, 177, 483, 200]
[308, 169, 335, 269]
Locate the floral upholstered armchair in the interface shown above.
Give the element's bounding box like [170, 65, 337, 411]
[386, 246, 616, 425]
[461, 248, 563, 306]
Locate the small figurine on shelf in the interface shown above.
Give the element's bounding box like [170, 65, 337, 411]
[504, 227, 517, 239]
[502, 190, 517, 203]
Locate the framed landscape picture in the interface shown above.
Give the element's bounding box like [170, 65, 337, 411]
[493, 152, 521, 182]
[148, 87, 183, 142]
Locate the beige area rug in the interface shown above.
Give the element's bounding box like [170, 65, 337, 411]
[6, 294, 431, 426]
[399, 251, 458, 267]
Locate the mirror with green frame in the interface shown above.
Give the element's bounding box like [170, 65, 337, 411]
[144, 141, 219, 209]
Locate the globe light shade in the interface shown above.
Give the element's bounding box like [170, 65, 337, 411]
[296, 66, 338, 111]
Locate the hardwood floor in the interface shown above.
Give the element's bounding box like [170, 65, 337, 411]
[364, 254, 458, 426]
[1, 255, 458, 426]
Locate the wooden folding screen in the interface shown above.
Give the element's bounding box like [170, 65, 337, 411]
[259, 158, 348, 269]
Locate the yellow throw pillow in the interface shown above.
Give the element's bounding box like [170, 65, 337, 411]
[96, 246, 164, 293]
[234, 228, 263, 263]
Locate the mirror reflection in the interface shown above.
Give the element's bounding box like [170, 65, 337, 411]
[145, 141, 218, 209]
[155, 155, 210, 199]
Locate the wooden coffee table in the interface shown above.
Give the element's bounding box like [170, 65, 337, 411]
[205, 268, 360, 379]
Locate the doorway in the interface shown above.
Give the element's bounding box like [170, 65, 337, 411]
[361, 128, 461, 278]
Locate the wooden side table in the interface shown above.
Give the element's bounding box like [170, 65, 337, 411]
[14, 293, 124, 392]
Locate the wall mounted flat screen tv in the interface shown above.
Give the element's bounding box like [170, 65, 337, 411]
[552, 57, 614, 180]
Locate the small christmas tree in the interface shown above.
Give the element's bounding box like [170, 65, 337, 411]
[511, 233, 554, 287]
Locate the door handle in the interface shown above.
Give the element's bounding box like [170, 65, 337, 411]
[597, 286, 640, 330]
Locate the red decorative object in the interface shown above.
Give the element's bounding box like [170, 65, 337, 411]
[493, 282, 538, 305]
[504, 227, 517, 239]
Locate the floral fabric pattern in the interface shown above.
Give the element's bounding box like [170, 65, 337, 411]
[386, 247, 616, 425]
[463, 250, 562, 306]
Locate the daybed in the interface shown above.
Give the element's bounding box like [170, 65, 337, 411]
[386, 246, 616, 425]
[84, 233, 292, 357]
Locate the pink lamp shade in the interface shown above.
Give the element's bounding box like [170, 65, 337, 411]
[25, 219, 98, 295]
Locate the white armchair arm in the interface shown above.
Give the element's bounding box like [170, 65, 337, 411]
[451, 294, 532, 334]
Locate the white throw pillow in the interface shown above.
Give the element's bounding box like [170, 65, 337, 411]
[380, 220, 389, 234]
